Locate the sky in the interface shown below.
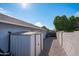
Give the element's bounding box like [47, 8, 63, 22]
[0, 3, 79, 30]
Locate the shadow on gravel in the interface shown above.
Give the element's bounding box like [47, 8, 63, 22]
[39, 37, 57, 56]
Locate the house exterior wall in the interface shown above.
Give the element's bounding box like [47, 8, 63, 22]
[0, 22, 32, 52]
[57, 31, 79, 56]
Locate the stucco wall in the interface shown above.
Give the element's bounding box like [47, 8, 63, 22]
[0, 22, 32, 52]
[57, 31, 79, 56]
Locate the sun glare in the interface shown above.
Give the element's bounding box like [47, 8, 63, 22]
[21, 3, 29, 9]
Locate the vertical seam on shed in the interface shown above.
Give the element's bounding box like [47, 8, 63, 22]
[35, 34, 36, 56]
[40, 34, 42, 52]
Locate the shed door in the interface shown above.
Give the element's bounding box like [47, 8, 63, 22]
[10, 35, 30, 56]
[36, 34, 41, 56]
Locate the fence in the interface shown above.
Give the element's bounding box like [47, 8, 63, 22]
[57, 31, 79, 56]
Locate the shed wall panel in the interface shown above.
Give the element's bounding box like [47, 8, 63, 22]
[11, 35, 31, 56]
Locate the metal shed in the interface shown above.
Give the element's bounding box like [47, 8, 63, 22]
[10, 31, 43, 56]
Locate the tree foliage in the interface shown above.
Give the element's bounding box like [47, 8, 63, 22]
[41, 26, 50, 32]
[53, 15, 77, 32]
[53, 16, 62, 31]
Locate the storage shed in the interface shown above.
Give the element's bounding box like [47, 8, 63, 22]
[0, 13, 46, 55]
[10, 32, 43, 56]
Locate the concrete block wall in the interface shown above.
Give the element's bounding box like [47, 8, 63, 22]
[63, 32, 76, 56]
[56, 31, 63, 47]
[57, 31, 79, 56]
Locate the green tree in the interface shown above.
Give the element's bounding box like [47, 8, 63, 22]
[75, 17, 79, 30]
[60, 15, 68, 31]
[41, 26, 49, 32]
[75, 17, 79, 21]
[53, 15, 76, 32]
[53, 15, 68, 31]
[53, 16, 61, 31]
[68, 16, 76, 31]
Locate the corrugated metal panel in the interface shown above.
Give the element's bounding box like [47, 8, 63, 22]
[41, 33, 43, 50]
[10, 35, 31, 56]
[30, 35, 35, 56]
[36, 34, 41, 56]
[10, 32, 43, 56]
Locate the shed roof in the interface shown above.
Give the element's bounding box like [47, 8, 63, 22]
[11, 31, 41, 35]
[0, 13, 45, 31]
